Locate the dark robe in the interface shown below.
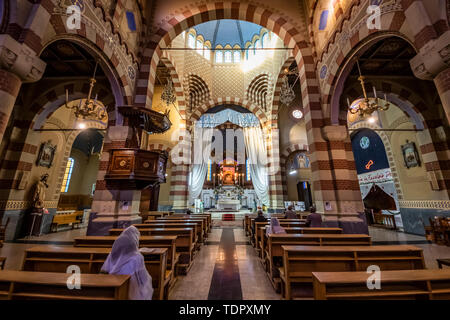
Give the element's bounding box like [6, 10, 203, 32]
[284, 210, 297, 219]
[306, 213, 322, 227]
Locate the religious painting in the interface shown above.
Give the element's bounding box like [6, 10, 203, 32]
[401, 140, 421, 169]
[222, 166, 235, 185]
[36, 141, 57, 168]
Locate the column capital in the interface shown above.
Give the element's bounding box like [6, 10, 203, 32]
[0, 34, 46, 83]
[410, 31, 450, 80]
[321, 125, 348, 142]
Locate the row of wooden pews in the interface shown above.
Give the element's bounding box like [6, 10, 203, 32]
[0, 213, 211, 300]
[245, 214, 450, 300]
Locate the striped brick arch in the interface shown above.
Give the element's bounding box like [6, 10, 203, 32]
[184, 73, 211, 115]
[246, 73, 272, 113]
[343, 82, 450, 195]
[135, 1, 319, 115]
[46, 19, 133, 108]
[189, 97, 269, 127]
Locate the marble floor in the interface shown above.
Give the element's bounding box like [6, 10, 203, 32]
[1, 224, 450, 300]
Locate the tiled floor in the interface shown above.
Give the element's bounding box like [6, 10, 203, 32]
[1, 222, 450, 300]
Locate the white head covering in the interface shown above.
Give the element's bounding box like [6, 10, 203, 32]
[101, 226, 154, 300]
[266, 217, 286, 235]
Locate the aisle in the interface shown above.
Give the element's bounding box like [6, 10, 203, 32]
[169, 226, 280, 300]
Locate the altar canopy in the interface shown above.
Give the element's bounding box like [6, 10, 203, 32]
[358, 168, 399, 210]
[188, 127, 214, 204]
[196, 109, 260, 128]
[243, 127, 270, 206]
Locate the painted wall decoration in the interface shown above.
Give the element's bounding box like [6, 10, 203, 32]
[401, 140, 421, 169]
[116, 1, 142, 58]
[351, 128, 390, 174]
[36, 141, 57, 168]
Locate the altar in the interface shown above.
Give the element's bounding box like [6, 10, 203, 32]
[216, 199, 241, 211]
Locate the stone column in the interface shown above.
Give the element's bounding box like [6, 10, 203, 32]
[434, 68, 450, 124]
[320, 125, 364, 221]
[0, 34, 46, 142]
[0, 70, 21, 143]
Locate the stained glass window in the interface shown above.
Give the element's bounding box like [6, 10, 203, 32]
[196, 40, 203, 54]
[215, 50, 223, 63]
[233, 50, 241, 63]
[188, 34, 196, 48]
[207, 159, 212, 181]
[204, 46, 210, 60]
[61, 158, 74, 193]
[224, 51, 232, 63]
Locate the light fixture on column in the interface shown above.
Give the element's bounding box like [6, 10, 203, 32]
[347, 60, 389, 118]
[64, 61, 107, 122]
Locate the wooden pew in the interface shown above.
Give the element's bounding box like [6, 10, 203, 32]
[51, 211, 83, 232]
[21, 245, 168, 300]
[264, 234, 372, 291]
[110, 227, 195, 274]
[253, 221, 307, 248]
[281, 245, 425, 300]
[142, 211, 174, 221]
[312, 269, 450, 300]
[170, 214, 212, 233]
[158, 216, 210, 235]
[134, 223, 199, 245]
[73, 235, 177, 288]
[0, 270, 130, 300]
[147, 219, 205, 244]
[258, 227, 343, 260]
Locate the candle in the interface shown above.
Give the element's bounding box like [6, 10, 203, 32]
[373, 86, 377, 98]
[347, 98, 351, 108]
[66, 89, 69, 103]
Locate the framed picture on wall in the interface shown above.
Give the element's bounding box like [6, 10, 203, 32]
[36, 140, 56, 168]
[401, 140, 421, 169]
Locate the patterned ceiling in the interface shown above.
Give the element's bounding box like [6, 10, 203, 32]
[193, 19, 263, 48]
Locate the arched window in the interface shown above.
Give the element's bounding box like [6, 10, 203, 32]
[215, 50, 223, 63]
[196, 39, 203, 55]
[61, 157, 74, 193]
[204, 45, 210, 60]
[233, 50, 241, 63]
[224, 51, 232, 63]
[255, 40, 261, 57]
[248, 45, 254, 59]
[188, 33, 196, 48]
[261, 33, 268, 48]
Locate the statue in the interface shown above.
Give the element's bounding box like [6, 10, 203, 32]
[32, 174, 49, 211]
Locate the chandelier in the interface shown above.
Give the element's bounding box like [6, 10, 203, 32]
[161, 78, 176, 107]
[279, 67, 298, 107]
[347, 61, 389, 118]
[65, 61, 107, 122]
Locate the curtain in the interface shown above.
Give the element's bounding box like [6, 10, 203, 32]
[197, 109, 260, 128]
[188, 127, 214, 204]
[243, 127, 270, 207]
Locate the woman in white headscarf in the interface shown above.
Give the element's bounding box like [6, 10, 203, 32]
[266, 217, 286, 236]
[101, 226, 154, 300]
